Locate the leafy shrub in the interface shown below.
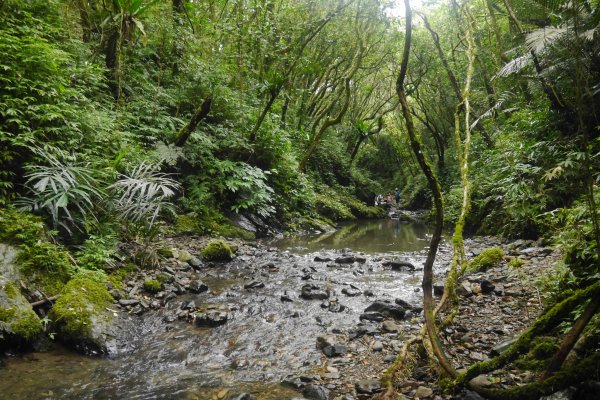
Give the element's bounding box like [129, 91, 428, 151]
[75, 234, 119, 271]
[109, 162, 181, 240]
[0, 207, 46, 246]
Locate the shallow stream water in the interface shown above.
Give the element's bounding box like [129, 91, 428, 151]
[0, 219, 446, 400]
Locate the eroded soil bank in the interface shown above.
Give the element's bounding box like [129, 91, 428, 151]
[0, 221, 559, 400]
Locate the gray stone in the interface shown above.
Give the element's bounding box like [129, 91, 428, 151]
[341, 287, 361, 297]
[188, 256, 202, 269]
[355, 379, 382, 394]
[372, 340, 383, 352]
[301, 284, 329, 300]
[314, 256, 332, 262]
[469, 374, 492, 388]
[360, 312, 384, 322]
[382, 320, 400, 333]
[322, 344, 348, 357]
[303, 384, 329, 400]
[193, 308, 231, 327]
[364, 300, 406, 320]
[457, 281, 473, 297]
[491, 337, 518, 356]
[188, 279, 209, 294]
[415, 386, 433, 398]
[244, 280, 265, 290]
[178, 249, 192, 262]
[119, 299, 140, 306]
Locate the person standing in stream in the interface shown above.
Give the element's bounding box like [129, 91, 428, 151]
[394, 188, 401, 205]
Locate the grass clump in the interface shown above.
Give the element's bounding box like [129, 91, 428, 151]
[143, 279, 161, 293]
[200, 239, 233, 261]
[468, 247, 504, 272]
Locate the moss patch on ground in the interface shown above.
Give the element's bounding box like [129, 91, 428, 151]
[468, 247, 504, 272]
[143, 279, 162, 293]
[49, 274, 113, 340]
[16, 242, 72, 295]
[200, 240, 234, 261]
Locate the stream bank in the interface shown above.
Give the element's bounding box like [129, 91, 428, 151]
[0, 220, 562, 400]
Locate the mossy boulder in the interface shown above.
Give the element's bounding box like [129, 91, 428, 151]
[0, 243, 43, 349]
[49, 274, 118, 356]
[17, 242, 72, 295]
[200, 240, 234, 262]
[0, 282, 43, 349]
[468, 247, 504, 272]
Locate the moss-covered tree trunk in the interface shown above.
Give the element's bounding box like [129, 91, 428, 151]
[395, 0, 456, 379]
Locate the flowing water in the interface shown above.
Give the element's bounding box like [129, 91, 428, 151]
[0, 220, 446, 400]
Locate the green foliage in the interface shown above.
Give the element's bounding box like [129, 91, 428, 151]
[16, 242, 72, 295]
[0, 207, 46, 246]
[468, 247, 504, 272]
[75, 234, 119, 271]
[143, 279, 161, 293]
[508, 259, 526, 270]
[200, 240, 233, 262]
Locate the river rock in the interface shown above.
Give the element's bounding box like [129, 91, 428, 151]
[50, 275, 128, 356]
[230, 394, 256, 400]
[188, 256, 202, 269]
[490, 337, 518, 356]
[303, 384, 330, 400]
[457, 281, 473, 297]
[350, 323, 379, 337]
[244, 280, 265, 290]
[433, 285, 444, 296]
[469, 374, 493, 388]
[188, 279, 209, 294]
[364, 300, 406, 320]
[415, 386, 433, 398]
[355, 379, 382, 394]
[342, 287, 361, 297]
[383, 259, 416, 271]
[360, 312, 384, 322]
[314, 256, 332, 262]
[193, 307, 231, 327]
[323, 344, 348, 357]
[481, 279, 495, 294]
[301, 284, 329, 300]
[372, 340, 383, 351]
[382, 320, 400, 333]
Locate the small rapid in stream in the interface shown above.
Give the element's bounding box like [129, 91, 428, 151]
[0, 219, 451, 400]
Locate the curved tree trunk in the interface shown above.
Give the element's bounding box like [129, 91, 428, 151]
[396, 0, 456, 378]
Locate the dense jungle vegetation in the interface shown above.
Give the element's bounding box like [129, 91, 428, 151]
[1, 0, 600, 398]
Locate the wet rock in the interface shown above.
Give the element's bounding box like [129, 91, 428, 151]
[355, 379, 382, 394]
[303, 384, 329, 400]
[301, 284, 329, 300]
[395, 298, 422, 312]
[364, 300, 406, 320]
[382, 320, 400, 333]
[415, 386, 433, 398]
[359, 312, 384, 322]
[372, 341, 383, 352]
[350, 323, 379, 337]
[323, 344, 348, 357]
[457, 281, 473, 297]
[109, 289, 122, 300]
[188, 256, 202, 269]
[188, 280, 209, 294]
[335, 256, 357, 264]
[323, 299, 346, 313]
[363, 289, 375, 297]
[118, 298, 139, 307]
[383, 258, 416, 271]
[280, 292, 294, 302]
[433, 285, 444, 296]
[342, 287, 361, 297]
[244, 280, 265, 290]
[481, 280, 495, 294]
[316, 335, 339, 349]
[469, 374, 492, 388]
[178, 250, 192, 263]
[314, 256, 333, 262]
[193, 307, 231, 327]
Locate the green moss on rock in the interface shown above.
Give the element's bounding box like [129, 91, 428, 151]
[0, 282, 43, 344]
[50, 276, 113, 340]
[468, 247, 504, 272]
[143, 279, 162, 293]
[0, 207, 46, 246]
[200, 240, 233, 262]
[17, 242, 72, 295]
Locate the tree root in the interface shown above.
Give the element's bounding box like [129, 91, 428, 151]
[469, 351, 600, 400]
[379, 335, 420, 400]
[456, 280, 600, 386]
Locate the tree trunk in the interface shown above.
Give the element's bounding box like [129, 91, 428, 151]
[396, 0, 456, 378]
[174, 97, 213, 147]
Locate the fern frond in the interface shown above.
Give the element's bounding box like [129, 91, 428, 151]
[525, 26, 567, 53]
[494, 54, 532, 79]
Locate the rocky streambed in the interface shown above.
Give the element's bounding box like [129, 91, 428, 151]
[0, 222, 560, 400]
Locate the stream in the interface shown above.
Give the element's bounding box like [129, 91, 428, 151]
[0, 220, 450, 400]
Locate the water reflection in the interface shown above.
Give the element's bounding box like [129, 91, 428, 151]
[273, 219, 433, 254]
